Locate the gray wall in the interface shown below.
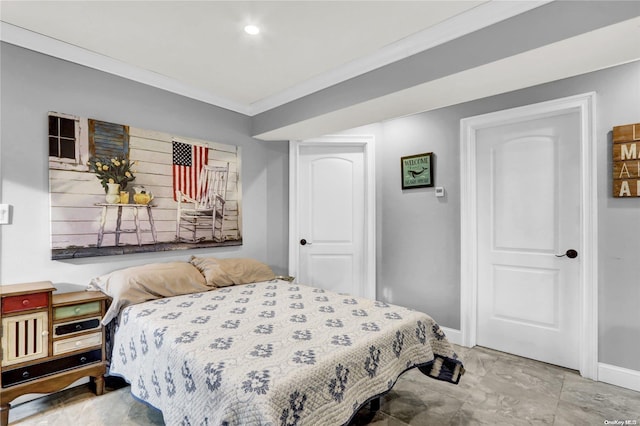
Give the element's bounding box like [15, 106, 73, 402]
[374, 61, 640, 371]
[0, 42, 289, 286]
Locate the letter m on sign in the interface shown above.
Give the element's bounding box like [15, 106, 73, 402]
[621, 143, 638, 160]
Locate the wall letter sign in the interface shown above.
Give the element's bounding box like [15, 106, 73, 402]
[613, 123, 640, 198]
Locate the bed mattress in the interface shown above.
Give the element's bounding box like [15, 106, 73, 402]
[108, 280, 464, 425]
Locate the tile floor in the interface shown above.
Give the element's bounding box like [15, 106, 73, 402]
[7, 346, 640, 425]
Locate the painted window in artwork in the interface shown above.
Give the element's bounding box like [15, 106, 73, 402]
[48, 112, 89, 172]
[49, 115, 77, 159]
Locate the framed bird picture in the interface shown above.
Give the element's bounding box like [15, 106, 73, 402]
[401, 152, 434, 189]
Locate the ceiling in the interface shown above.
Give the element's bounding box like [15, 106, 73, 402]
[1, 1, 493, 110]
[1, 1, 640, 140]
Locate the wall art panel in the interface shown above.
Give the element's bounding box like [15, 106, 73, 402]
[48, 112, 242, 259]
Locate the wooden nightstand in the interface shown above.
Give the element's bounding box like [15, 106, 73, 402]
[0, 282, 108, 426]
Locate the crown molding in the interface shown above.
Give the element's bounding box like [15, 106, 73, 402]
[0, 1, 549, 117]
[0, 22, 251, 115]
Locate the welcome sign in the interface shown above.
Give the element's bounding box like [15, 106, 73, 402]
[613, 123, 640, 197]
[401, 152, 434, 189]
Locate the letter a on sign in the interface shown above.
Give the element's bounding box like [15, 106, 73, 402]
[619, 181, 631, 197]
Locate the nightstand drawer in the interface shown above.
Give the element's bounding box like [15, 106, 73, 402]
[2, 292, 49, 314]
[54, 317, 101, 337]
[53, 332, 102, 355]
[1, 349, 102, 388]
[53, 301, 101, 320]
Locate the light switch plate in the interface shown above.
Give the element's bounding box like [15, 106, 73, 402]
[435, 187, 445, 197]
[0, 204, 10, 224]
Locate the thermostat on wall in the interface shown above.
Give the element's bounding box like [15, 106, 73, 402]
[435, 187, 445, 198]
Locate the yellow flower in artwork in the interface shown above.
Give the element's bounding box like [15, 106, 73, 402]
[89, 155, 136, 193]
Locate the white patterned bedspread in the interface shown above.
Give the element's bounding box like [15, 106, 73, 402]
[109, 280, 464, 425]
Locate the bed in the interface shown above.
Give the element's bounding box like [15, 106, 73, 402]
[94, 258, 464, 425]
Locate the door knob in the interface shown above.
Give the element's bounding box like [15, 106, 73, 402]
[556, 249, 578, 259]
[300, 239, 311, 246]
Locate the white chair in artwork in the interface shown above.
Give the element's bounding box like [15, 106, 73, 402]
[176, 163, 229, 242]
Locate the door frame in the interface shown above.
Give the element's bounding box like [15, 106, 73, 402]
[289, 135, 376, 299]
[460, 92, 598, 379]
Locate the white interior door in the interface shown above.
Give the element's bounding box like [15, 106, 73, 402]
[293, 143, 368, 297]
[476, 111, 581, 369]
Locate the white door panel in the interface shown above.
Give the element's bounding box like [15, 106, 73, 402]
[477, 112, 580, 369]
[308, 156, 359, 243]
[492, 135, 557, 252]
[492, 265, 559, 327]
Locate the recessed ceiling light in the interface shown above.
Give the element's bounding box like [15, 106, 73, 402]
[244, 25, 260, 36]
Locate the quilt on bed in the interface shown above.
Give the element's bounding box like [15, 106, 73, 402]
[109, 280, 464, 425]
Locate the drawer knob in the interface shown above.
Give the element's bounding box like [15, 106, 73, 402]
[22, 371, 30, 378]
[22, 299, 30, 306]
[80, 356, 87, 363]
[75, 341, 83, 347]
[76, 324, 83, 330]
[74, 307, 81, 314]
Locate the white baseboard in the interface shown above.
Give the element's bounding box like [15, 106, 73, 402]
[441, 327, 462, 346]
[598, 363, 640, 392]
[436, 332, 638, 393]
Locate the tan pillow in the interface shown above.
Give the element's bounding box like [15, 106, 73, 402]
[189, 256, 275, 287]
[89, 262, 209, 324]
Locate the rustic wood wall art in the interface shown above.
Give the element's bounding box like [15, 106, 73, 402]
[613, 123, 640, 198]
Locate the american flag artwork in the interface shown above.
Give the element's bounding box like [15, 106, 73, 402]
[172, 141, 208, 200]
[49, 113, 242, 260]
